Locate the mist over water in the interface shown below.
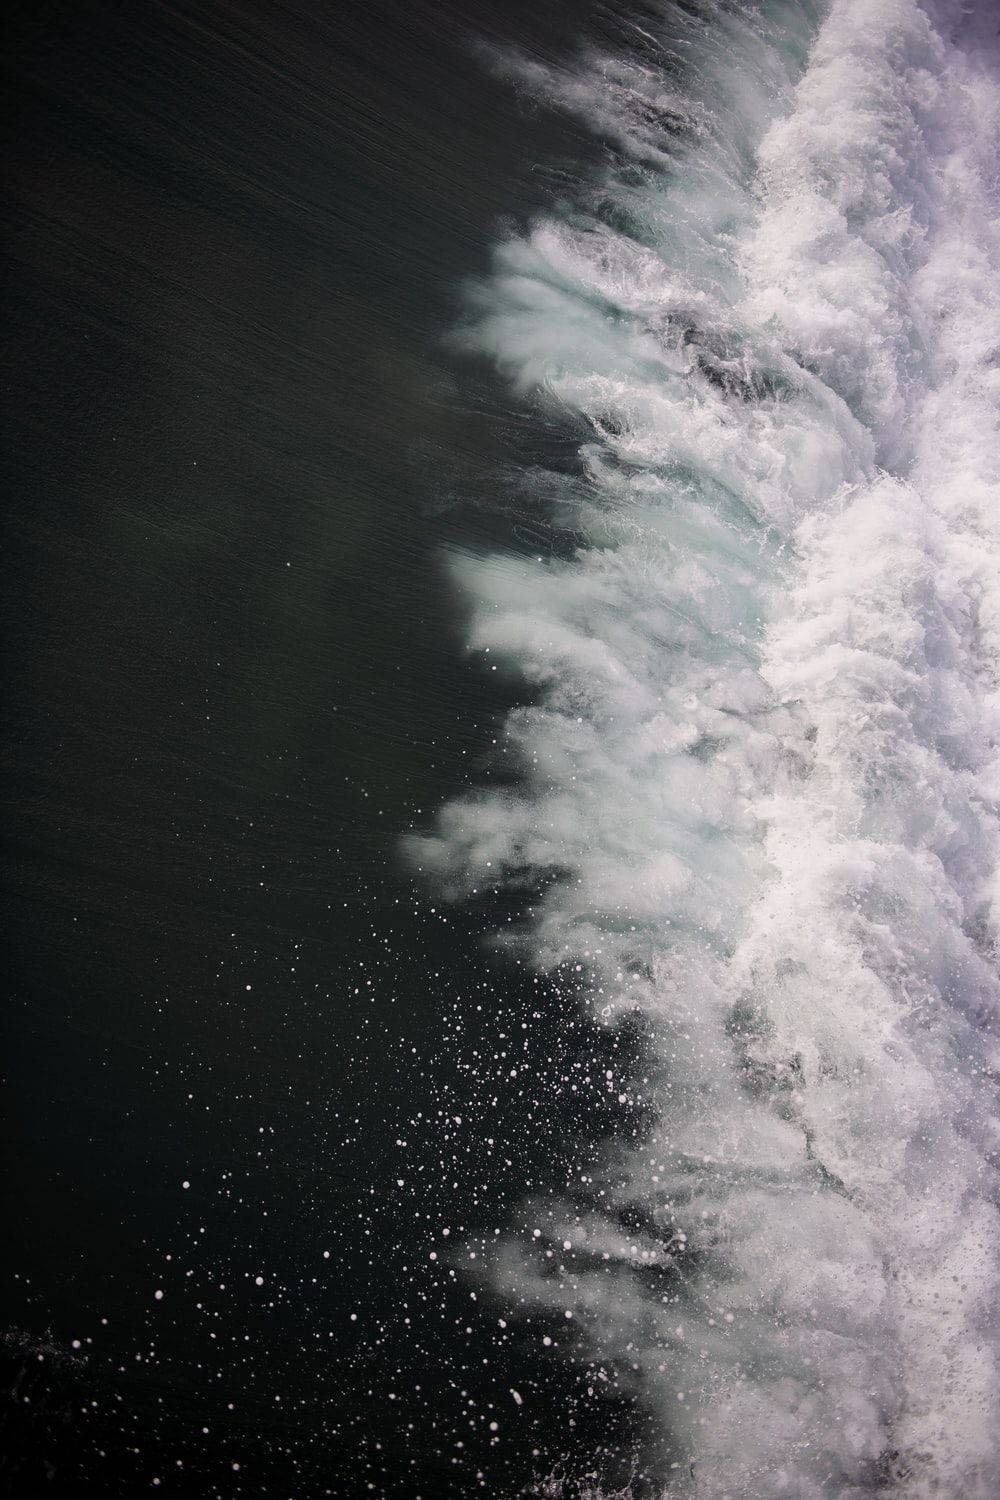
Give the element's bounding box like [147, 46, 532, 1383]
[411, 0, 1000, 1493]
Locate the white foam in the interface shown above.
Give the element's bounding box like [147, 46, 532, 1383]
[409, 0, 1000, 1492]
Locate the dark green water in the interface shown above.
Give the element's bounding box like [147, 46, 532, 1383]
[3, 1, 650, 1494]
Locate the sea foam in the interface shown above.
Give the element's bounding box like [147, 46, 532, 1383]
[409, 1, 1000, 1492]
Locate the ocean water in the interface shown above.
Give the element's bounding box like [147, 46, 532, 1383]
[4, 0, 999, 1497]
[409, 0, 1000, 1494]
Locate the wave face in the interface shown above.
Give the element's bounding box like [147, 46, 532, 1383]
[409, 1, 1000, 1493]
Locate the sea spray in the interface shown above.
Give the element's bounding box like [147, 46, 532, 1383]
[408, 1, 1000, 1492]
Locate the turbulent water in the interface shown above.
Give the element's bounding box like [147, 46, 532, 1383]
[409, 0, 1000, 1493]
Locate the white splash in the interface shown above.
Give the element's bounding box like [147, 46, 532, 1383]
[409, 1, 1000, 1493]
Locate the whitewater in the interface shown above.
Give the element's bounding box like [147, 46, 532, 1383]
[408, 0, 1000, 1493]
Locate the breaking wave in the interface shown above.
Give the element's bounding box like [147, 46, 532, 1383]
[408, 1, 1000, 1492]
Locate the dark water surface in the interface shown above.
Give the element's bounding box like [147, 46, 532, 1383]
[3, 1, 649, 1495]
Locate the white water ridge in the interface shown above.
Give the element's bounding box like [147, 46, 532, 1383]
[409, 1, 1000, 1493]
